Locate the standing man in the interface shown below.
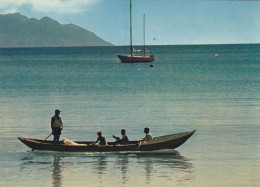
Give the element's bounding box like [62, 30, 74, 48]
[51, 109, 63, 143]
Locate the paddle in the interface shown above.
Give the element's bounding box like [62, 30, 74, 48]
[137, 140, 143, 150]
[42, 133, 52, 143]
[31, 133, 52, 151]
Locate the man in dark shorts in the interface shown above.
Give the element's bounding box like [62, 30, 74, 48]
[51, 109, 63, 143]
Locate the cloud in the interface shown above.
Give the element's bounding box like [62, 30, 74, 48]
[0, 0, 100, 13]
[1, 8, 18, 14]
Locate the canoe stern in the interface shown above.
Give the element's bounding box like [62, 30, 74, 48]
[138, 130, 196, 151]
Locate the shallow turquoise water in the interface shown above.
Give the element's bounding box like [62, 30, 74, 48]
[0, 44, 259, 186]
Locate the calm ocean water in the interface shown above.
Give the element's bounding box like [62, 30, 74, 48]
[0, 44, 259, 186]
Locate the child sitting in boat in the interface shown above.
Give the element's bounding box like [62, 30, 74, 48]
[112, 129, 129, 145]
[95, 131, 108, 146]
[142, 127, 153, 142]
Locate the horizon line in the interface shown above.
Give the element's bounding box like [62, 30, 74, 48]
[0, 43, 259, 49]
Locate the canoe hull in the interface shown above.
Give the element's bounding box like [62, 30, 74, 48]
[18, 130, 195, 152]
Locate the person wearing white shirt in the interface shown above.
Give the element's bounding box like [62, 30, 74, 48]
[143, 127, 152, 142]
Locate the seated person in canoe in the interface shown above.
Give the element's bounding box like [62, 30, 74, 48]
[95, 131, 108, 146]
[140, 127, 153, 143]
[113, 129, 129, 145]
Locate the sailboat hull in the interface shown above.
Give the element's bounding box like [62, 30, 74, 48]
[117, 54, 154, 63]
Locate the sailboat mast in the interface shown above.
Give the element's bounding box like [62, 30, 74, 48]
[130, 0, 133, 56]
[143, 13, 145, 56]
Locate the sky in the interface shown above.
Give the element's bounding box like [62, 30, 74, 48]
[0, 0, 259, 45]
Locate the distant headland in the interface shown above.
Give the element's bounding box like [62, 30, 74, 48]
[0, 13, 113, 48]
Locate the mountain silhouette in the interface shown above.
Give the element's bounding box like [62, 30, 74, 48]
[0, 13, 112, 47]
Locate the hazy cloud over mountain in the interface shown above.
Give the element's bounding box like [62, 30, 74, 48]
[0, 0, 100, 13]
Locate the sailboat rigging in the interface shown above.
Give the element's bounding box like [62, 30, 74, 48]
[117, 0, 154, 63]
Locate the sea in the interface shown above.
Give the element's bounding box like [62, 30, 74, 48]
[0, 44, 259, 187]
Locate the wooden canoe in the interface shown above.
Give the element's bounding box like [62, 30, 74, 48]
[18, 130, 195, 152]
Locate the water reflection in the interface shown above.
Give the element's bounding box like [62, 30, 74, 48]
[114, 155, 129, 184]
[134, 150, 193, 184]
[96, 155, 108, 175]
[20, 150, 194, 186]
[20, 152, 63, 187]
[51, 154, 62, 187]
[92, 154, 108, 185]
[143, 157, 153, 183]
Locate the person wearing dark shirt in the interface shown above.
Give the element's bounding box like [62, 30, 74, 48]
[113, 129, 129, 145]
[51, 109, 63, 143]
[95, 131, 108, 146]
